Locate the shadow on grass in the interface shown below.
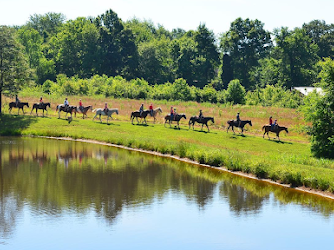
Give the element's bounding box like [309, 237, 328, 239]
[0, 114, 37, 135]
[266, 138, 292, 144]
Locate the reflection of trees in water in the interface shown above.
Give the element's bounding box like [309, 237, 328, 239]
[220, 182, 269, 216]
[0, 196, 23, 239]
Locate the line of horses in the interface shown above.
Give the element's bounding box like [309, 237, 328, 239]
[7, 101, 289, 140]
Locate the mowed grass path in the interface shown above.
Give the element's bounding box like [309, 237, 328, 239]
[1, 94, 334, 194]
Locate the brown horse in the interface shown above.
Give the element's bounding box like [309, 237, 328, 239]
[164, 113, 187, 129]
[130, 110, 150, 125]
[262, 125, 288, 141]
[188, 116, 215, 132]
[76, 105, 93, 119]
[149, 107, 163, 123]
[30, 102, 51, 116]
[9, 102, 29, 115]
[227, 120, 252, 134]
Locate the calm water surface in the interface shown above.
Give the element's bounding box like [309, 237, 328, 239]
[0, 137, 333, 250]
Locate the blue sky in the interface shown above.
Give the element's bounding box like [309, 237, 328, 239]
[1, 0, 334, 35]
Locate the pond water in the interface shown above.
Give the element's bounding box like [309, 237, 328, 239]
[0, 137, 333, 250]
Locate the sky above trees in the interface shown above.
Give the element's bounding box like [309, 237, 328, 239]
[1, 0, 334, 35]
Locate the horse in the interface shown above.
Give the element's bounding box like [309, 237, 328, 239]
[149, 107, 162, 123]
[164, 113, 187, 129]
[76, 105, 93, 119]
[262, 125, 288, 141]
[30, 102, 51, 116]
[130, 110, 150, 125]
[188, 116, 215, 132]
[93, 108, 119, 124]
[56, 104, 78, 119]
[9, 102, 29, 115]
[227, 120, 252, 134]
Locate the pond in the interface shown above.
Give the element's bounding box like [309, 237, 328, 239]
[0, 137, 333, 250]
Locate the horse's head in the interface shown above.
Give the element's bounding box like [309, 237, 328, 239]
[47, 103, 51, 108]
[158, 107, 162, 113]
[249, 120, 252, 126]
[182, 114, 186, 119]
[89, 106, 93, 111]
[285, 127, 289, 133]
[211, 117, 215, 123]
[115, 109, 119, 115]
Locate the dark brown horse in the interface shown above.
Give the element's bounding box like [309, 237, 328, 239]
[56, 104, 77, 119]
[262, 125, 288, 141]
[9, 102, 29, 115]
[164, 113, 187, 129]
[76, 105, 93, 119]
[227, 120, 252, 134]
[189, 116, 215, 132]
[130, 110, 150, 124]
[30, 102, 51, 116]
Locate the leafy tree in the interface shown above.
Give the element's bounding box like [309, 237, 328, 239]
[0, 26, 30, 114]
[226, 79, 246, 104]
[54, 17, 99, 78]
[17, 27, 55, 84]
[95, 10, 138, 79]
[221, 53, 233, 88]
[273, 27, 319, 88]
[305, 58, 334, 158]
[302, 20, 334, 59]
[194, 24, 219, 87]
[220, 18, 272, 90]
[26, 12, 65, 41]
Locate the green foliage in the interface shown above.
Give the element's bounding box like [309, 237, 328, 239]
[0, 26, 31, 114]
[226, 79, 246, 104]
[304, 58, 334, 158]
[246, 85, 303, 108]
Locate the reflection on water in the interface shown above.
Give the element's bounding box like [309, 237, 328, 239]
[0, 137, 334, 250]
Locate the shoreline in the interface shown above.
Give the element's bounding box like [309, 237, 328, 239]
[29, 135, 334, 201]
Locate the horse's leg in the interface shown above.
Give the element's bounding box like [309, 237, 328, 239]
[99, 114, 102, 123]
[206, 123, 209, 132]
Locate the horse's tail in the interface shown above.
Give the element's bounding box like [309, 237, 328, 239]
[56, 105, 59, 111]
[92, 109, 98, 113]
[130, 112, 133, 120]
[262, 125, 265, 130]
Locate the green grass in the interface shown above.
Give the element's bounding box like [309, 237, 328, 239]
[1, 112, 334, 194]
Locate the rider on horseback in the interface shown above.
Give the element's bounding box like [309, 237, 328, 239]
[39, 96, 43, 108]
[198, 110, 203, 122]
[104, 102, 108, 114]
[139, 103, 144, 116]
[170, 106, 174, 121]
[15, 95, 20, 107]
[79, 99, 83, 112]
[236, 112, 241, 127]
[149, 103, 153, 116]
[269, 116, 273, 130]
[64, 98, 69, 111]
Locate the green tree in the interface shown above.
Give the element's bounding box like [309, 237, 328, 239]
[305, 58, 334, 158]
[273, 27, 319, 88]
[17, 27, 55, 84]
[302, 20, 334, 59]
[194, 24, 219, 88]
[220, 18, 272, 90]
[226, 79, 246, 104]
[26, 12, 65, 42]
[0, 26, 30, 114]
[95, 10, 138, 79]
[54, 17, 99, 78]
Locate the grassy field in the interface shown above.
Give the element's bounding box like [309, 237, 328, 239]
[1, 94, 334, 194]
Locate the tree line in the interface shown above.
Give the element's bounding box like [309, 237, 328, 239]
[4, 10, 334, 90]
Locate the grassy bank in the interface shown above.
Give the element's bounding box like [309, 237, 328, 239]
[1, 101, 334, 194]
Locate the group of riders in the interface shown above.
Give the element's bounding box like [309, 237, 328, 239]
[13, 95, 279, 130]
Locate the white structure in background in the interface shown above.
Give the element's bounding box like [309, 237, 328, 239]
[293, 87, 323, 96]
